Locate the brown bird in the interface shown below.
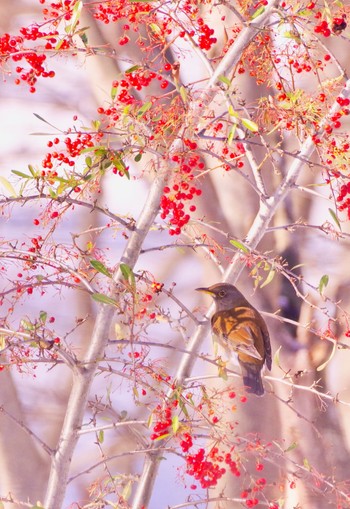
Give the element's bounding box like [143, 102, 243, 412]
[196, 283, 272, 396]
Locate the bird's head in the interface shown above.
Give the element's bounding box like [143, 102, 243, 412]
[196, 283, 247, 310]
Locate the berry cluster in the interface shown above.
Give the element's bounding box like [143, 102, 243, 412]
[93, 0, 152, 25]
[42, 132, 98, 169]
[160, 148, 203, 235]
[180, 433, 193, 453]
[197, 18, 217, 50]
[314, 20, 332, 37]
[337, 183, 350, 219]
[241, 475, 268, 507]
[40, 0, 76, 21]
[314, 14, 347, 37]
[185, 447, 240, 489]
[0, 31, 56, 93]
[150, 403, 174, 440]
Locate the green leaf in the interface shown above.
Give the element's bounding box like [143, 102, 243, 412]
[318, 274, 329, 295]
[218, 75, 231, 87]
[68, 0, 83, 33]
[303, 457, 311, 471]
[241, 118, 259, 132]
[303, 458, 311, 472]
[11, 170, 32, 179]
[328, 208, 341, 230]
[39, 311, 47, 324]
[98, 430, 104, 443]
[260, 268, 276, 288]
[283, 31, 301, 42]
[85, 156, 92, 168]
[137, 101, 152, 118]
[0, 176, 16, 197]
[273, 345, 282, 369]
[80, 145, 106, 154]
[122, 480, 132, 501]
[179, 86, 187, 103]
[111, 85, 118, 101]
[251, 5, 265, 19]
[228, 105, 238, 117]
[125, 65, 141, 74]
[91, 293, 119, 307]
[178, 398, 190, 418]
[21, 319, 34, 331]
[90, 259, 112, 278]
[79, 32, 88, 45]
[229, 239, 250, 253]
[153, 432, 170, 441]
[218, 361, 228, 380]
[284, 441, 298, 453]
[149, 23, 161, 35]
[172, 415, 179, 434]
[28, 164, 37, 177]
[120, 263, 136, 288]
[134, 153, 142, 162]
[227, 125, 236, 145]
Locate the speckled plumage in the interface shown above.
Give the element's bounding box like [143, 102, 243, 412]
[196, 283, 272, 396]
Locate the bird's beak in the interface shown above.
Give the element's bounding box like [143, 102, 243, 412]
[195, 287, 215, 295]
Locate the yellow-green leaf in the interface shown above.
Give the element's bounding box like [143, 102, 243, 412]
[39, 311, 47, 324]
[125, 65, 141, 74]
[69, 0, 83, 33]
[218, 362, 228, 380]
[328, 208, 341, 230]
[137, 101, 152, 117]
[251, 5, 265, 19]
[179, 86, 187, 103]
[149, 23, 161, 35]
[153, 432, 170, 441]
[284, 441, 298, 453]
[318, 274, 329, 295]
[241, 118, 259, 132]
[122, 481, 132, 501]
[303, 457, 311, 471]
[11, 170, 32, 179]
[228, 105, 238, 117]
[120, 263, 135, 288]
[227, 125, 236, 145]
[260, 268, 276, 289]
[90, 259, 112, 278]
[218, 75, 231, 87]
[230, 239, 250, 253]
[0, 176, 16, 197]
[273, 345, 282, 368]
[172, 415, 179, 434]
[91, 293, 119, 307]
[147, 412, 153, 428]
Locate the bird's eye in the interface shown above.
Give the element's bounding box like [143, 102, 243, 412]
[218, 290, 226, 298]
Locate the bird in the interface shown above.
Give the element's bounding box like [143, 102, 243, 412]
[196, 283, 272, 396]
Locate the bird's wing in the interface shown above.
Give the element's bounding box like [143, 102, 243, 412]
[227, 327, 263, 360]
[212, 308, 264, 362]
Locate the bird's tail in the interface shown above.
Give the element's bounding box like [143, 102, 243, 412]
[240, 363, 264, 396]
